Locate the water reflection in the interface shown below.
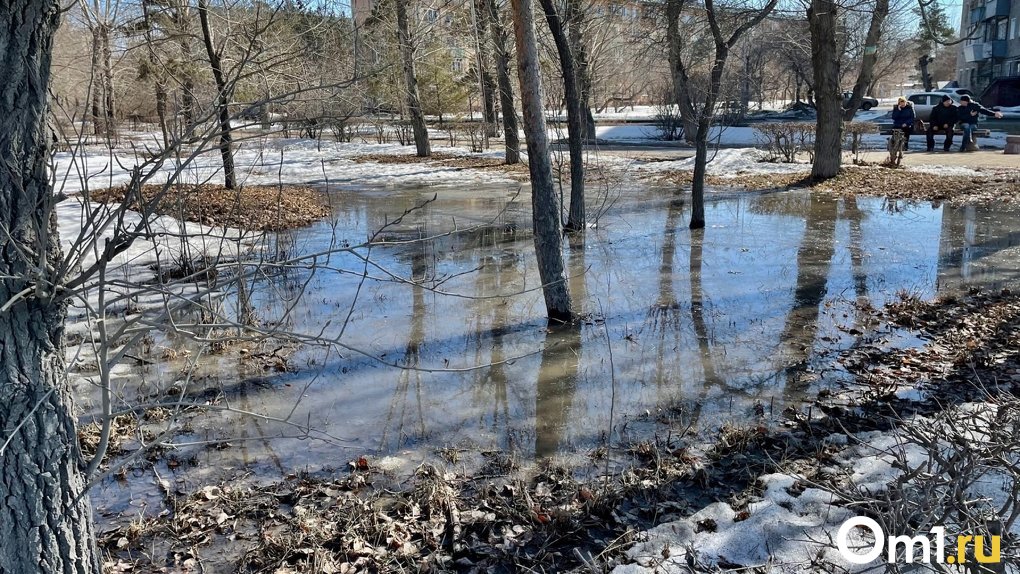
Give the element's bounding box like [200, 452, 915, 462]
[380, 226, 429, 450]
[535, 324, 582, 458]
[779, 194, 837, 395]
[88, 186, 1020, 501]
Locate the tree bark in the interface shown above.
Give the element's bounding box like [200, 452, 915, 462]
[100, 21, 116, 140]
[565, 0, 595, 139]
[1, 2, 101, 572]
[808, 0, 842, 180]
[841, 0, 889, 121]
[665, 0, 698, 144]
[690, 118, 710, 229]
[197, 0, 237, 189]
[473, 0, 498, 137]
[395, 0, 431, 157]
[89, 25, 106, 136]
[142, 0, 171, 149]
[509, 0, 572, 322]
[486, 0, 520, 164]
[174, 0, 196, 126]
[537, 0, 585, 232]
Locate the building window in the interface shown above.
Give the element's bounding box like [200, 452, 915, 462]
[426, 8, 437, 23]
[452, 58, 463, 73]
[1011, 17, 1018, 39]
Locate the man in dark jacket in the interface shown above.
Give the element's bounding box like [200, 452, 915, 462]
[957, 95, 1003, 152]
[926, 95, 956, 152]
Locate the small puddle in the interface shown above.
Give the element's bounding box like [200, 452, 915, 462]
[88, 183, 1020, 520]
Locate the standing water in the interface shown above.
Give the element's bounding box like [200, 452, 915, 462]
[87, 184, 1020, 516]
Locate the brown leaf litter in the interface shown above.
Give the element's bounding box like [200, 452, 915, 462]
[654, 165, 1020, 204]
[90, 184, 331, 231]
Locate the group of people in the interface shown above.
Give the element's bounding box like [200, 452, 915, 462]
[890, 94, 1004, 152]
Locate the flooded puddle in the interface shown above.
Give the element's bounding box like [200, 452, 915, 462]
[88, 183, 1020, 520]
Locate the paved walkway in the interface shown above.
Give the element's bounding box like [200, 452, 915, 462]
[855, 149, 1019, 170]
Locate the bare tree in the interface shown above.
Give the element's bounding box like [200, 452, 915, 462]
[396, 0, 431, 157]
[808, 0, 842, 179]
[197, 0, 238, 188]
[486, 0, 521, 164]
[668, 0, 779, 229]
[0, 2, 102, 571]
[537, 0, 586, 232]
[842, 0, 891, 121]
[510, 0, 573, 321]
[79, 0, 119, 139]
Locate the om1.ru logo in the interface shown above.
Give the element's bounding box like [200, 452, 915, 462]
[837, 517, 1001, 565]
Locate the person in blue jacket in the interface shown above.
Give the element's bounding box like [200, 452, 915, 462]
[956, 95, 1003, 152]
[890, 97, 916, 146]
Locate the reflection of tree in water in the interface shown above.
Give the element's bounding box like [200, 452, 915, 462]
[651, 199, 685, 322]
[779, 193, 837, 396]
[689, 228, 724, 389]
[470, 250, 516, 436]
[535, 324, 582, 459]
[380, 228, 430, 450]
[647, 198, 685, 393]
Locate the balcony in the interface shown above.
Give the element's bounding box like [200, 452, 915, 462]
[964, 40, 1009, 62]
[983, 0, 1010, 19]
[970, 5, 985, 22]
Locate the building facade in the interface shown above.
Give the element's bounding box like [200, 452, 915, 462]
[956, 0, 1020, 95]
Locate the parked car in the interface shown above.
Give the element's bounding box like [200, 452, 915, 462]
[905, 91, 983, 121]
[842, 91, 879, 110]
[935, 87, 976, 99]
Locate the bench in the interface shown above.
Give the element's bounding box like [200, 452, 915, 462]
[878, 126, 990, 138]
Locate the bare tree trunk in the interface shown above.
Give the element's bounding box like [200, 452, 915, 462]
[565, 0, 595, 139]
[509, 0, 572, 322]
[486, 0, 520, 164]
[473, 0, 498, 137]
[396, 0, 431, 157]
[841, 0, 889, 121]
[918, 55, 934, 92]
[142, 0, 170, 149]
[690, 118, 710, 229]
[89, 25, 106, 136]
[809, 0, 842, 179]
[175, 0, 196, 126]
[665, 0, 698, 144]
[537, 0, 585, 232]
[100, 21, 116, 139]
[0, 3, 101, 572]
[682, 0, 777, 228]
[197, 0, 237, 189]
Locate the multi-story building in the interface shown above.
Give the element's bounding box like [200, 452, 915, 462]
[956, 0, 1020, 96]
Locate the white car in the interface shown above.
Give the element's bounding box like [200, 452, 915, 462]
[935, 87, 976, 99]
[904, 92, 976, 122]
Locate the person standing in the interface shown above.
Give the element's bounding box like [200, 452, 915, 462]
[890, 97, 916, 146]
[956, 95, 1003, 152]
[926, 95, 957, 152]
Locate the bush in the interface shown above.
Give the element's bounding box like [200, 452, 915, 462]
[654, 102, 686, 141]
[753, 122, 816, 163]
[843, 121, 878, 164]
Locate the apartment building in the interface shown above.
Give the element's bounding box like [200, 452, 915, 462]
[956, 0, 1020, 95]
